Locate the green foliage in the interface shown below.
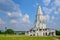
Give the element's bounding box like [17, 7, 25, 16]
[19, 31, 25, 35]
[56, 30, 60, 35]
[0, 31, 2, 34]
[5, 29, 14, 34]
[0, 31, 5, 34]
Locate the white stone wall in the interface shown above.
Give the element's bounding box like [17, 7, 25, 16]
[25, 29, 56, 36]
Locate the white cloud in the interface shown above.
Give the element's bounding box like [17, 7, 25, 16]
[0, 0, 20, 12]
[36, 3, 39, 6]
[33, 3, 39, 8]
[53, 0, 60, 6]
[58, 8, 60, 12]
[44, 15, 55, 23]
[45, 14, 50, 21]
[0, 0, 31, 25]
[0, 0, 23, 20]
[43, 7, 52, 14]
[7, 12, 12, 16]
[54, 11, 59, 15]
[51, 16, 55, 20]
[50, 0, 60, 15]
[0, 18, 5, 25]
[42, 0, 51, 6]
[9, 14, 32, 31]
[7, 11, 22, 17]
[10, 19, 18, 24]
[43, 0, 60, 16]
[22, 14, 30, 23]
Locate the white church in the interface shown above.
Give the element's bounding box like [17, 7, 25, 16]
[25, 4, 56, 36]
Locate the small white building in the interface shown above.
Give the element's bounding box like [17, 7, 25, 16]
[25, 4, 56, 36]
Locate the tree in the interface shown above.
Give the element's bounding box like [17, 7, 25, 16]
[0, 30, 2, 34]
[0, 30, 4, 34]
[19, 31, 25, 35]
[56, 30, 60, 35]
[5, 29, 14, 34]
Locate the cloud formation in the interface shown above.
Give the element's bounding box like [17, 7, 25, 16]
[0, 18, 5, 25]
[7, 12, 22, 18]
[0, 0, 32, 31]
[22, 14, 30, 23]
[10, 19, 18, 24]
[42, 0, 60, 29]
[53, 0, 60, 6]
[0, 0, 20, 12]
[42, 0, 51, 6]
[43, 0, 60, 15]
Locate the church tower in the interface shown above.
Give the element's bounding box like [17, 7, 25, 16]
[25, 4, 56, 36]
[35, 5, 46, 29]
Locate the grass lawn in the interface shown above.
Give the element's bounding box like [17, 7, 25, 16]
[0, 35, 60, 40]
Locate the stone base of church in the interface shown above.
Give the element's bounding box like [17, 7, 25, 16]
[25, 28, 56, 36]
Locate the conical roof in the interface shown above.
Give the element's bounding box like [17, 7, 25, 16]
[37, 4, 43, 15]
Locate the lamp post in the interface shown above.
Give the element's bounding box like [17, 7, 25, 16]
[5, 25, 7, 36]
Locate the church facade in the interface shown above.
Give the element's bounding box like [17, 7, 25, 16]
[25, 5, 56, 36]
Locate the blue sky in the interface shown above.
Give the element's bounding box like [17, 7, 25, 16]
[0, 0, 60, 31]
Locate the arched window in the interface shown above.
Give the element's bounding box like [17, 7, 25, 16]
[30, 34, 32, 36]
[33, 34, 35, 36]
[45, 32, 47, 36]
[39, 29, 42, 31]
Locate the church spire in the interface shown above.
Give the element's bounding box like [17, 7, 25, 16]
[35, 4, 46, 29]
[37, 4, 43, 15]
